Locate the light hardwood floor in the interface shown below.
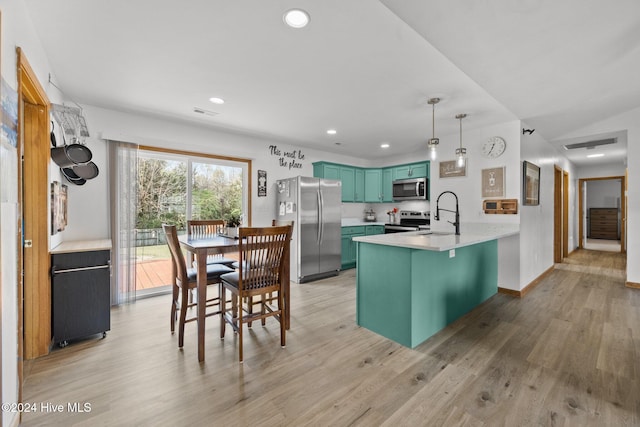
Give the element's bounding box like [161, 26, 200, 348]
[22, 249, 638, 426]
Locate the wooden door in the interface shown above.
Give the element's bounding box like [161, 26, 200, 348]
[18, 48, 51, 361]
[553, 166, 562, 263]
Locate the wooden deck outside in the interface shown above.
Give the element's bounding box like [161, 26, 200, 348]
[135, 251, 240, 290]
[136, 259, 173, 290]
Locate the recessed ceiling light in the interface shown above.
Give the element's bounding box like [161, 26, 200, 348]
[587, 153, 605, 158]
[283, 9, 310, 28]
[380, 143, 390, 148]
[326, 129, 337, 135]
[209, 97, 225, 105]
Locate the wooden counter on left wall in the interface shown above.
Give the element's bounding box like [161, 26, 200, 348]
[51, 239, 113, 254]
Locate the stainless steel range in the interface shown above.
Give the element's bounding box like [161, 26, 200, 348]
[384, 210, 430, 233]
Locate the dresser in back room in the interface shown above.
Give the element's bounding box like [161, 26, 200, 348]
[589, 207, 618, 240]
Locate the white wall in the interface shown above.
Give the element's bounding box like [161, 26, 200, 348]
[518, 121, 577, 290]
[429, 120, 522, 228]
[0, 1, 65, 424]
[576, 162, 626, 179]
[426, 119, 523, 290]
[77, 104, 371, 236]
[586, 179, 621, 210]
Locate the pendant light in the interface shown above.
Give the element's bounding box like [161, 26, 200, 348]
[455, 113, 467, 167]
[427, 98, 440, 161]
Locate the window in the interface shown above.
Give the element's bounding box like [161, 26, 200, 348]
[134, 147, 250, 295]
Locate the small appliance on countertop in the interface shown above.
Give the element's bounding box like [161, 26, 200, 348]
[364, 209, 377, 222]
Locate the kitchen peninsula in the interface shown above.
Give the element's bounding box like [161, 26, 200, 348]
[353, 225, 518, 348]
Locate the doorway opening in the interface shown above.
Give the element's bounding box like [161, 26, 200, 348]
[578, 176, 625, 253]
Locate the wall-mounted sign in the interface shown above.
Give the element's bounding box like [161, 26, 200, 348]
[481, 166, 505, 198]
[258, 170, 267, 197]
[439, 160, 466, 178]
[269, 145, 305, 170]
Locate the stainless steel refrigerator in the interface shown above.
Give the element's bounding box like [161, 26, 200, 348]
[275, 176, 341, 283]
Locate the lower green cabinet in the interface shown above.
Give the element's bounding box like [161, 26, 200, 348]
[342, 225, 384, 270]
[341, 226, 365, 270]
[365, 225, 384, 235]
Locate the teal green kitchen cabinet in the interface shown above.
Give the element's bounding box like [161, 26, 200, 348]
[339, 166, 355, 202]
[313, 162, 340, 180]
[365, 225, 384, 235]
[341, 226, 365, 269]
[354, 168, 365, 202]
[339, 166, 364, 202]
[364, 169, 382, 202]
[314, 160, 429, 203]
[381, 168, 393, 202]
[313, 162, 363, 202]
[394, 162, 429, 180]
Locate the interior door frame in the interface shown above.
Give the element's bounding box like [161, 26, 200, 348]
[553, 165, 563, 263]
[563, 170, 569, 258]
[578, 175, 626, 253]
[18, 47, 51, 369]
[553, 165, 570, 263]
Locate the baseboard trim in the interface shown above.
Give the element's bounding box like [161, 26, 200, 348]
[498, 266, 555, 298]
[626, 281, 640, 289]
[497, 287, 521, 297]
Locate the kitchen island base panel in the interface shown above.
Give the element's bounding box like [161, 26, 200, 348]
[356, 240, 498, 348]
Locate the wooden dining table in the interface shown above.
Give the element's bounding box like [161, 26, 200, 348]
[178, 233, 291, 362]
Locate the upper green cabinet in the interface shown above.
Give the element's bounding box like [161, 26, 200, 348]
[315, 162, 363, 202]
[314, 161, 429, 203]
[364, 169, 382, 202]
[340, 166, 364, 202]
[313, 162, 340, 180]
[394, 162, 429, 180]
[354, 168, 365, 202]
[382, 168, 393, 202]
[339, 167, 355, 202]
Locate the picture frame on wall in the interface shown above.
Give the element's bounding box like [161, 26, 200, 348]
[481, 166, 505, 198]
[51, 181, 68, 235]
[522, 161, 540, 206]
[257, 169, 267, 197]
[439, 160, 466, 178]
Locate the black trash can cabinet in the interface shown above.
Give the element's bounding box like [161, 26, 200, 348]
[51, 247, 111, 347]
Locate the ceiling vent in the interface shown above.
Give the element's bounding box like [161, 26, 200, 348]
[193, 107, 219, 117]
[563, 138, 616, 150]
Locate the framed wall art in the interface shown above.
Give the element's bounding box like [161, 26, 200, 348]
[51, 181, 68, 235]
[522, 161, 540, 206]
[481, 166, 505, 198]
[439, 160, 466, 178]
[257, 169, 267, 197]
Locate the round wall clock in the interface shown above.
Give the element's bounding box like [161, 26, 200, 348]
[481, 136, 506, 158]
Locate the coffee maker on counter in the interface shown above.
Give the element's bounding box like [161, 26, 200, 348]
[363, 209, 376, 222]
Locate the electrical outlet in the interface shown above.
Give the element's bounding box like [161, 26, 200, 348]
[449, 249, 455, 258]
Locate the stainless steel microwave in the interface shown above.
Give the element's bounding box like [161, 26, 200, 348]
[392, 177, 428, 201]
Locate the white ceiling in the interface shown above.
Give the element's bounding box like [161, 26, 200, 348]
[22, 0, 640, 166]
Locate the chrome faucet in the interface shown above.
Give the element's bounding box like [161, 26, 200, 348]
[434, 191, 460, 235]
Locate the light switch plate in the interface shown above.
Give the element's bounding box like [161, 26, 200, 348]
[449, 249, 455, 258]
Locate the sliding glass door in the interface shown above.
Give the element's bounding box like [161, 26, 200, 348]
[133, 149, 247, 296]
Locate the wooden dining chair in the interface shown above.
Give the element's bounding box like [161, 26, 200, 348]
[186, 219, 237, 267]
[163, 224, 234, 348]
[220, 225, 292, 362]
[243, 220, 294, 327]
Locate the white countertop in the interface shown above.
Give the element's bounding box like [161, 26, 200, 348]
[341, 218, 386, 227]
[353, 223, 519, 252]
[51, 239, 113, 254]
